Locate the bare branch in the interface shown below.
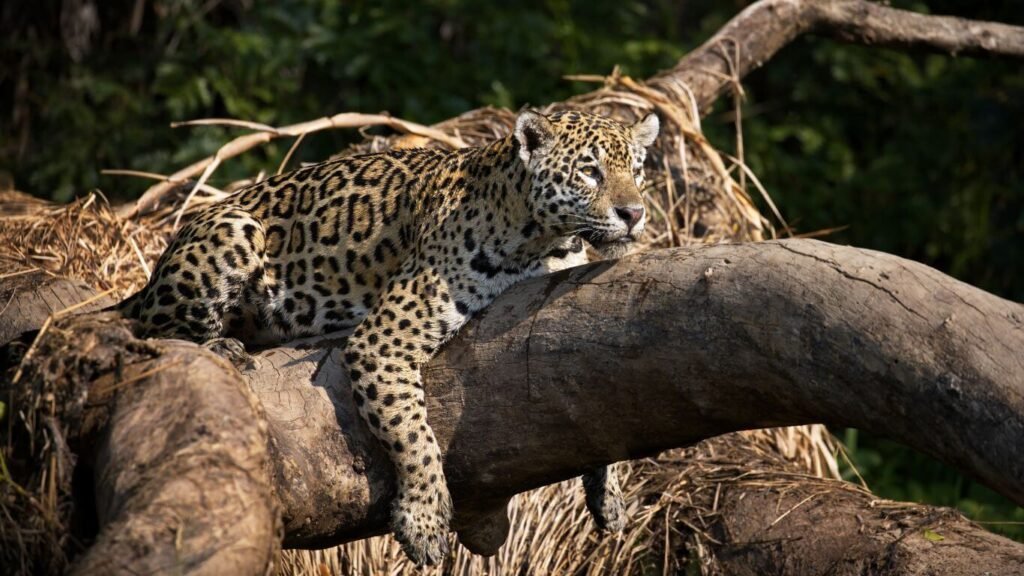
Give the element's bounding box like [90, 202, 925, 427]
[117, 113, 469, 219]
[812, 0, 1024, 58]
[650, 0, 1024, 113]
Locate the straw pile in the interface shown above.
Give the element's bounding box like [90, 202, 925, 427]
[0, 74, 839, 575]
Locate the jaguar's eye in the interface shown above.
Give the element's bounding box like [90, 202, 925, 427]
[579, 166, 599, 179]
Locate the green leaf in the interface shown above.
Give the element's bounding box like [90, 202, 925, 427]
[923, 529, 945, 542]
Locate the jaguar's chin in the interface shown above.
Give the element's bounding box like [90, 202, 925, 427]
[579, 230, 640, 260]
[589, 240, 636, 260]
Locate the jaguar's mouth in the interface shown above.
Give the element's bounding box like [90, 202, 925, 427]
[579, 229, 639, 247]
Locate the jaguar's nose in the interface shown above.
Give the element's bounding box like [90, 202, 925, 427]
[614, 205, 645, 232]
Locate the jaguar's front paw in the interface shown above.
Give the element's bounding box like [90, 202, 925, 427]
[392, 484, 454, 566]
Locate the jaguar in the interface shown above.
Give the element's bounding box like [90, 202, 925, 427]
[117, 108, 659, 564]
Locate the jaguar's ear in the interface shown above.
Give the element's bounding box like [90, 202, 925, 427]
[630, 112, 660, 148]
[514, 110, 555, 166]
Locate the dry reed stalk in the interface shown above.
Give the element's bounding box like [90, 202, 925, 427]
[114, 112, 469, 221]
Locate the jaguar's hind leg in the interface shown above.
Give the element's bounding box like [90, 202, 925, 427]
[127, 204, 268, 351]
[582, 464, 627, 532]
[203, 337, 256, 370]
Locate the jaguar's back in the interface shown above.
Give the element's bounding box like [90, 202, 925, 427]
[119, 146, 452, 344]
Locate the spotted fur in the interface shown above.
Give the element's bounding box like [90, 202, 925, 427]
[118, 109, 659, 565]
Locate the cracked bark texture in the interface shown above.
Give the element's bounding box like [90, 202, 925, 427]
[670, 439, 1024, 575]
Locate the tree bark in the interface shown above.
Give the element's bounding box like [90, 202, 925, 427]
[67, 336, 281, 576]
[0, 272, 113, 345]
[8, 240, 1024, 574]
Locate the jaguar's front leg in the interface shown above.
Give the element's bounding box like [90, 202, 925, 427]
[342, 271, 456, 566]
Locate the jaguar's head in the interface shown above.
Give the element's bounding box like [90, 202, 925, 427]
[514, 109, 659, 252]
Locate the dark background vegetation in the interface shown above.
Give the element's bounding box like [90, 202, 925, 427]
[2, 0, 1021, 539]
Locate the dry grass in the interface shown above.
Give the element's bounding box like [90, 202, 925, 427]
[0, 190, 167, 299]
[279, 428, 839, 576]
[1, 73, 839, 575]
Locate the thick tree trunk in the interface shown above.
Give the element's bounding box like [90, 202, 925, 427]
[7, 240, 1024, 574]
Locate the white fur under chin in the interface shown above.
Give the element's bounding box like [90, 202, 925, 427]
[587, 240, 639, 260]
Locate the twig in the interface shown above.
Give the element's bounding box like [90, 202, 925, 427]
[768, 491, 824, 527]
[101, 169, 227, 196]
[118, 112, 468, 219]
[171, 118, 280, 133]
[277, 132, 308, 176]
[725, 153, 793, 237]
[0, 268, 41, 281]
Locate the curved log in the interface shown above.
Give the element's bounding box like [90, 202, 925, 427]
[70, 339, 281, 576]
[245, 239, 1023, 547]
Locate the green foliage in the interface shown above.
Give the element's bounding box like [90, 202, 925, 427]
[3, 0, 1021, 541]
[1, 0, 693, 202]
[717, 26, 1024, 300]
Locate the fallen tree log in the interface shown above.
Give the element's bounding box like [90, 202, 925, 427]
[0, 272, 113, 344]
[7, 239, 1024, 574]
[244, 239, 1024, 546]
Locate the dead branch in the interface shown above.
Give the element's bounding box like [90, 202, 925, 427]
[648, 0, 1024, 113]
[118, 113, 469, 219]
